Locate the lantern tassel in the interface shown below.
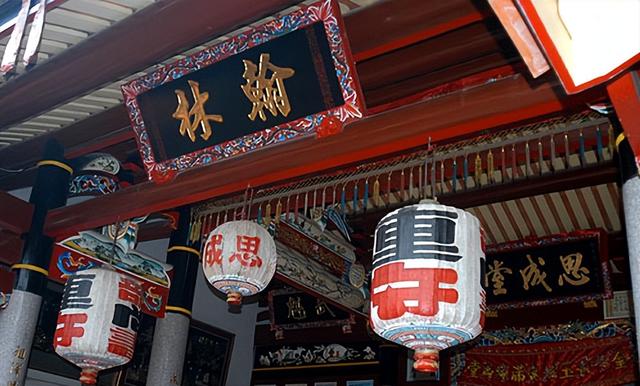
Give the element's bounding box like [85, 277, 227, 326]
[80, 368, 98, 385]
[373, 177, 380, 207]
[227, 291, 242, 305]
[413, 349, 439, 373]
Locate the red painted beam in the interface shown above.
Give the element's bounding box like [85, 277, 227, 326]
[0, 191, 33, 234]
[347, 0, 489, 62]
[608, 70, 640, 162]
[43, 74, 605, 238]
[0, 230, 24, 266]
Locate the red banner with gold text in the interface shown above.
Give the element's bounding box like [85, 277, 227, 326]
[458, 336, 636, 386]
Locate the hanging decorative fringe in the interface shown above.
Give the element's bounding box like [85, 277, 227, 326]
[275, 200, 282, 224]
[190, 114, 608, 227]
[487, 150, 494, 184]
[373, 177, 380, 207]
[474, 153, 482, 186]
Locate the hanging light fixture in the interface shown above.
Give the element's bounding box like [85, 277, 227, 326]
[202, 220, 277, 305]
[369, 200, 486, 373]
[54, 267, 142, 385]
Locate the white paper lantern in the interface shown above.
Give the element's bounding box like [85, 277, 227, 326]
[54, 267, 141, 384]
[369, 200, 486, 373]
[202, 220, 277, 304]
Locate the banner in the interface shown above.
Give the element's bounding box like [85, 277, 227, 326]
[457, 335, 636, 385]
[122, 0, 364, 182]
[485, 230, 611, 309]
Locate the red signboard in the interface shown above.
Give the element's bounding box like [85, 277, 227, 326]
[458, 335, 636, 385]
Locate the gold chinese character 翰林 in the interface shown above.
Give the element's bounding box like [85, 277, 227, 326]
[520, 254, 552, 292]
[287, 296, 307, 320]
[241, 53, 295, 122]
[485, 260, 512, 295]
[558, 252, 590, 286]
[173, 80, 223, 142]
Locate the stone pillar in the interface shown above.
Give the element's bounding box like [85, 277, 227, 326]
[0, 140, 71, 385]
[147, 207, 200, 386]
[616, 130, 640, 352]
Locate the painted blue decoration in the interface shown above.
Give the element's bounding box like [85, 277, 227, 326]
[596, 127, 604, 161]
[363, 180, 369, 211]
[452, 160, 458, 193]
[463, 156, 469, 189]
[353, 183, 359, 213]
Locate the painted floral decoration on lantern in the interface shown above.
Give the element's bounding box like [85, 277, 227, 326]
[202, 220, 278, 305]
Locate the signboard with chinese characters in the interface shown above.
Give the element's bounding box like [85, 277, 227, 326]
[122, 0, 364, 182]
[450, 320, 636, 385]
[484, 230, 611, 309]
[268, 288, 354, 331]
[456, 336, 635, 385]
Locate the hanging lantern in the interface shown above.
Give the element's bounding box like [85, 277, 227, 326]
[202, 220, 277, 305]
[369, 200, 485, 373]
[54, 267, 142, 385]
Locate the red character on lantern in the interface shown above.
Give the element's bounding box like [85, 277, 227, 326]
[54, 314, 88, 347]
[205, 234, 224, 266]
[230, 235, 263, 267]
[372, 261, 458, 320]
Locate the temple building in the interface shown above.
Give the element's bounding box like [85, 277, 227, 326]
[0, 0, 639, 385]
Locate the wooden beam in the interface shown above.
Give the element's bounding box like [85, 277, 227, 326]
[0, 105, 131, 169]
[608, 70, 640, 162]
[0, 191, 33, 234]
[0, 230, 23, 266]
[43, 74, 605, 238]
[0, 0, 301, 131]
[347, 0, 489, 61]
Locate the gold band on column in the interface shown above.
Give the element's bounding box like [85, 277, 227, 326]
[165, 305, 192, 317]
[11, 263, 49, 276]
[167, 245, 200, 257]
[37, 160, 73, 174]
[616, 133, 626, 150]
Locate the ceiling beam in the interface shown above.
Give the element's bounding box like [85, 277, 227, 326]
[0, 191, 33, 234]
[0, 230, 24, 266]
[0, 0, 302, 131]
[43, 74, 605, 238]
[347, 0, 489, 61]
